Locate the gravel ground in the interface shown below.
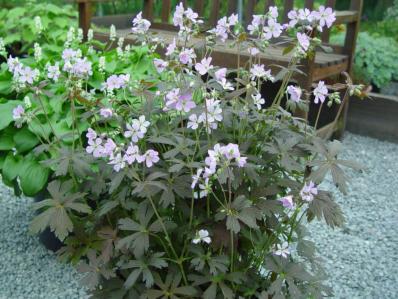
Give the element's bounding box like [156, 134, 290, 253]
[309, 133, 398, 299]
[0, 187, 88, 299]
[0, 133, 397, 298]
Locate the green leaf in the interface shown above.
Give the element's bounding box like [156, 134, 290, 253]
[13, 127, 39, 153]
[19, 160, 49, 196]
[0, 127, 16, 150]
[2, 153, 23, 181]
[0, 101, 22, 130]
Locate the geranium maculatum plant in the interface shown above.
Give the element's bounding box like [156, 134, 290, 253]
[0, 3, 365, 298]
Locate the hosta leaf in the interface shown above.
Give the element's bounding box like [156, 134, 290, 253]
[19, 160, 49, 196]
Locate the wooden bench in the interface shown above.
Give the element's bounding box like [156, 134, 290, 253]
[76, 0, 363, 137]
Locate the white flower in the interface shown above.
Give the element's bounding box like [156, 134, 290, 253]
[34, 16, 43, 34]
[34, 43, 42, 62]
[124, 122, 145, 143]
[274, 242, 290, 258]
[252, 93, 265, 110]
[192, 229, 211, 244]
[250, 64, 274, 81]
[110, 25, 116, 41]
[195, 178, 211, 199]
[109, 153, 126, 172]
[47, 63, 60, 82]
[131, 12, 151, 34]
[191, 168, 203, 189]
[139, 149, 159, 168]
[218, 78, 234, 91]
[187, 114, 199, 130]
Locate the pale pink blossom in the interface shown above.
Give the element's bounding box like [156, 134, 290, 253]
[313, 81, 328, 104]
[154, 58, 168, 73]
[12, 105, 24, 120]
[131, 12, 151, 34]
[248, 47, 260, 56]
[279, 195, 295, 209]
[297, 32, 310, 53]
[187, 114, 199, 130]
[195, 57, 213, 75]
[287, 85, 302, 103]
[100, 108, 113, 118]
[263, 18, 282, 40]
[191, 168, 203, 189]
[314, 6, 336, 29]
[300, 181, 318, 202]
[214, 68, 227, 81]
[140, 149, 159, 168]
[179, 48, 196, 65]
[86, 138, 104, 158]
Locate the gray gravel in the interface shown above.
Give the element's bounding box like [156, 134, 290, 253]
[309, 133, 398, 299]
[0, 133, 397, 298]
[0, 186, 88, 299]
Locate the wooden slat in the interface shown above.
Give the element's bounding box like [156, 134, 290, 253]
[209, 0, 221, 26]
[334, 10, 359, 25]
[195, 0, 206, 17]
[245, 0, 257, 26]
[227, 0, 238, 15]
[143, 0, 154, 21]
[344, 0, 363, 74]
[264, 0, 275, 11]
[161, 0, 172, 23]
[78, 1, 92, 38]
[282, 0, 294, 23]
[304, 0, 314, 9]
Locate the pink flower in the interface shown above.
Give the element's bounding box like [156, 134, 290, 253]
[86, 128, 97, 141]
[109, 153, 126, 172]
[154, 58, 168, 73]
[300, 181, 318, 202]
[314, 6, 336, 29]
[86, 138, 104, 158]
[47, 63, 60, 82]
[236, 156, 247, 168]
[248, 47, 260, 56]
[250, 64, 274, 81]
[287, 10, 299, 27]
[263, 18, 282, 40]
[279, 195, 295, 209]
[62, 48, 80, 62]
[131, 12, 151, 34]
[12, 105, 24, 120]
[313, 81, 328, 104]
[100, 108, 113, 118]
[187, 114, 199, 130]
[268, 6, 279, 19]
[297, 32, 310, 53]
[140, 149, 159, 168]
[175, 92, 196, 112]
[287, 85, 302, 103]
[18, 67, 39, 84]
[214, 68, 227, 81]
[103, 138, 116, 156]
[123, 144, 140, 165]
[195, 57, 213, 75]
[70, 58, 92, 78]
[222, 143, 241, 160]
[179, 48, 196, 65]
[165, 38, 176, 56]
[191, 168, 203, 189]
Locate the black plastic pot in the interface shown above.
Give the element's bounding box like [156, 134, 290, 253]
[34, 192, 64, 252]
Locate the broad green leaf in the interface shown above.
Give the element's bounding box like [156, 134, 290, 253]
[0, 101, 22, 130]
[13, 127, 39, 153]
[20, 160, 49, 196]
[2, 153, 23, 181]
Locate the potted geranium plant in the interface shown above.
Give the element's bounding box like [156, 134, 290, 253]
[0, 3, 364, 298]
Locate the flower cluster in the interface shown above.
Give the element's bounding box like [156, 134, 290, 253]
[7, 56, 40, 90]
[101, 74, 130, 94]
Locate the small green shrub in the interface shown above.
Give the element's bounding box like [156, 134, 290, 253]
[332, 32, 398, 88]
[0, 1, 76, 55]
